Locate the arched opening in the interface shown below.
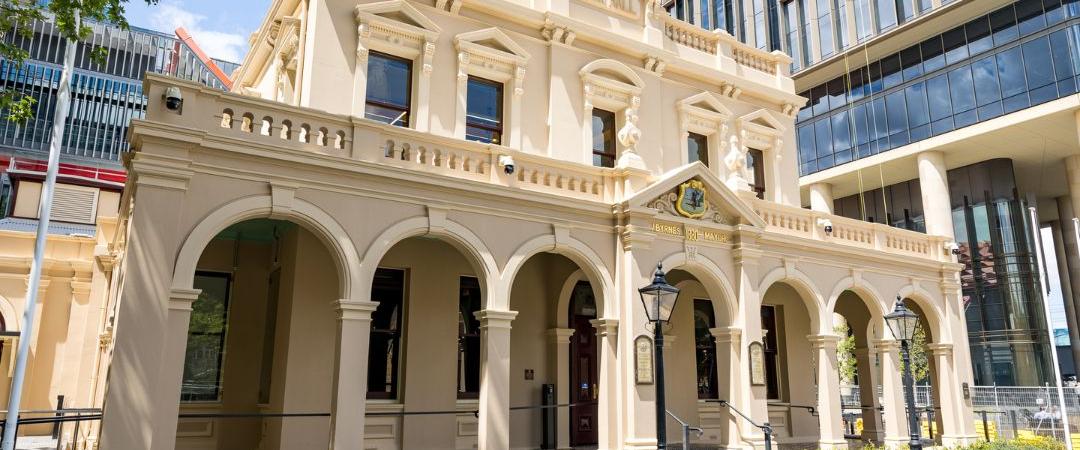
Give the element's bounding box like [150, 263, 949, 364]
[760, 280, 819, 444]
[902, 297, 944, 445]
[832, 290, 885, 444]
[364, 234, 494, 450]
[174, 218, 341, 450]
[505, 250, 609, 449]
[663, 267, 737, 446]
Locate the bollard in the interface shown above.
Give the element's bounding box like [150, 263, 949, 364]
[981, 411, 990, 442]
[541, 384, 555, 449]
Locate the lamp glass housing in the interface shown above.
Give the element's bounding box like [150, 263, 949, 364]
[638, 264, 680, 322]
[885, 298, 919, 341]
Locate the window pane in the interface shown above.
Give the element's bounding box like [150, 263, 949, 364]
[949, 66, 976, 114]
[466, 77, 503, 144]
[997, 46, 1026, 98]
[827, 77, 847, 110]
[798, 124, 816, 164]
[896, 0, 914, 23]
[972, 56, 1001, 107]
[876, 0, 898, 30]
[1045, 0, 1065, 24]
[592, 109, 616, 167]
[901, 45, 923, 81]
[1051, 29, 1078, 82]
[942, 26, 968, 65]
[990, 6, 1019, 46]
[369, 268, 405, 398]
[921, 36, 946, 73]
[966, 17, 993, 56]
[1015, 0, 1046, 36]
[906, 82, 929, 127]
[688, 132, 709, 166]
[181, 273, 231, 402]
[831, 111, 851, 152]
[814, 119, 832, 158]
[365, 52, 412, 127]
[881, 53, 903, 90]
[695, 300, 719, 399]
[458, 277, 482, 398]
[854, 0, 873, 41]
[885, 91, 908, 147]
[927, 74, 953, 129]
[1023, 36, 1056, 90]
[818, 0, 835, 56]
[761, 306, 781, 400]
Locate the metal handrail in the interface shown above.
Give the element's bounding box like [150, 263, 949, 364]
[666, 410, 703, 450]
[714, 400, 774, 450]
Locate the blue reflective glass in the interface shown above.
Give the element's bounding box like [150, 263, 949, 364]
[966, 18, 994, 55]
[852, 104, 870, 145]
[814, 120, 832, 157]
[943, 27, 969, 65]
[1050, 29, 1078, 82]
[991, 7, 1019, 45]
[921, 37, 946, 72]
[798, 125, 816, 163]
[996, 47, 1026, 98]
[876, 0, 898, 30]
[881, 54, 903, 90]
[885, 91, 908, 145]
[905, 82, 929, 127]
[367, 53, 411, 107]
[1016, 0, 1047, 35]
[972, 56, 1001, 107]
[1023, 36, 1056, 90]
[901, 45, 923, 81]
[832, 111, 851, 151]
[1067, 0, 1080, 17]
[1045, 0, 1066, 24]
[949, 66, 976, 113]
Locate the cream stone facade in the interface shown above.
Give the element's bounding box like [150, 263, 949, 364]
[90, 0, 978, 449]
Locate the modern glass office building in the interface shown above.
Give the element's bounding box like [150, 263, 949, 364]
[0, 16, 232, 168]
[667, 0, 1080, 386]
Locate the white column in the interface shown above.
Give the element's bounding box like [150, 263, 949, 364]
[810, 334, 847, 449]
[546, 328, 574, 449]
[329, 300, 379, 449]
[1051, 219, 1080, 376]
[854, 347, 883, 442]
[711, 327, 744, 448]
[808, 182, 835, 214]
[874, 339, 910, 449]
[591, 318, 620, 450]
[917, 151, 955, 238]
[477, 309, 518, 450]
[150, 288, 201, 450]
[928, 343, 968, 446]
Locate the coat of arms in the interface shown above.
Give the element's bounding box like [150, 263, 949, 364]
[675, 180, 707, 219]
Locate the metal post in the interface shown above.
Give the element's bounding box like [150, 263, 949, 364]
[902, 340, 923, 449]
[1031, 207, 1074, 450]
[763, 423, 773, 450]
[981, 411, 990, 442]
[1, 7, 79, 450]
[681, 421, 689, 450]
[51, 395, 63, 439]
[655, 319, 667, 449]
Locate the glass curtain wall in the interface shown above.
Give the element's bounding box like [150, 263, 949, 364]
[832, 159, 1052, 386]
[797, 0, 1080, 175]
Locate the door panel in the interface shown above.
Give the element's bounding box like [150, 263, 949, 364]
[569, 281, 598, 446]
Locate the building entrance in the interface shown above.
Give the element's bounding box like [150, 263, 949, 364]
[568, 281, 598, 446]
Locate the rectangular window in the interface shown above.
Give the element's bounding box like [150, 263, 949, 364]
[817, 0, 836, 57]
[1023, 36, 1058, 105]
[876, 0, 898, 31]
[181, 272, 232, 402]
[715, 0, 735, 34]
[695, 299, 719, 399]
[896, 0, 914, 23]
[834, 0, 849, 50]
[783, 0, 803, 70]
[369, 268, 405, 399]
[592, 109, 617, 168]
[754, 0, 768, 49]
[465, 76, 504, 145]
[458, 276, 482, 399]
[854, 0, 873, 41]
[365, 52, 412, 127]
[761, 305, 781, 400]
[747, 148, 766, 199]
[688, 132, 709, 166]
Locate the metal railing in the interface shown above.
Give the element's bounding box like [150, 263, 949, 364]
[666, 409, 704, 450]
[713, 400, 774, 450]
[0, 408, 101, 450]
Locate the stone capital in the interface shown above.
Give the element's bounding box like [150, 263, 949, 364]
[590, 318, 619, 337]
[475, 309, 518, 329]
[927, 343, 953, 356]
[709, 326, 742, 343]
[546, 327, 575, 344]
[333, 299, 379, 321]
[871, 339, 902, 353]
[168, 288, 202, 312]
[807, 334, 840, 349]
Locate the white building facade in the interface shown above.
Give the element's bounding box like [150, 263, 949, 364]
[93, 0, 978, 448]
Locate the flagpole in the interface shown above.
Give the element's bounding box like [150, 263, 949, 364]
[1, 7, 80, 449]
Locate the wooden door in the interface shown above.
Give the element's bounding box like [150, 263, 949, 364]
[569, 281, 598, 446]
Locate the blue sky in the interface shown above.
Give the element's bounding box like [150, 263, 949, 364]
[124, 0, 272, 63]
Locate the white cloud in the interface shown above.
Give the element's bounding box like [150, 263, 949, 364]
[149, 1, 248, 62]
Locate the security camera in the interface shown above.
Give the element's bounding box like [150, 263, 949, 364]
[818, 218, 833, 235]
[164, 86, 183, 112]
[945, 241, 960, 255]
[498, 154, 515, 175]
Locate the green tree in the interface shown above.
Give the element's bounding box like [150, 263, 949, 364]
[835, 320, 858, 384]
[903, 324, 931, 383]
[0, 0, 157, 123]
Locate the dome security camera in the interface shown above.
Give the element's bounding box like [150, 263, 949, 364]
[164, 86, 183, 112]
[498, 154, 515, 175]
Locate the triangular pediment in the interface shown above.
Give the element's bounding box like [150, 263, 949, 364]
[626, 162, 766, 228]
[355, 0, 441, 36]
[678, 92, 733, 118]
[739, 109, 786, 133]
[455, 28, 530, 61]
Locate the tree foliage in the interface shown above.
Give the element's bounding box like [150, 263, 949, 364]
[835, 320, 858, 384]
[0, 0, 157, 123]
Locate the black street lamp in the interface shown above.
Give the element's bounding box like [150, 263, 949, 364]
[885, 296, 923, 450]
[639, 263, 680, 449]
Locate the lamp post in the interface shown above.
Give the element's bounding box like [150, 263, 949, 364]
[639, 263, 680, 449]
[885, 296, 922, 450]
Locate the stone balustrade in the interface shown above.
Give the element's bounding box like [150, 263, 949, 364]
[750, 198, 948, 262]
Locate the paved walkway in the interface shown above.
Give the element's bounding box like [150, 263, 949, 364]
[13, 436, 57, 450]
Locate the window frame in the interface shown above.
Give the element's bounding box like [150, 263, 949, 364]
[591, 108, 618, 168]
[458, 276, 483, 399]
[454, 28, 529, 149]
[694, 299, 720, 400]
[180, 271, 233, 403]
[465, 76, 505, 144]
[365, 51, 414, 128]
[580, 59, 644, 168]
[368, 267, 407, 400]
